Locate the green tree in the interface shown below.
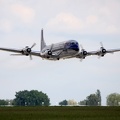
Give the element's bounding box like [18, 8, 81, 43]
[107, 93, 120, 106]
[79, 100, 87, 106]
[86, 94, 98, 106]
[59, 100, 68, 106]
[79, 90, 101, 106]
[0, 99, 8, 105]
[96, 89, 101, 106]
[14, 90, 50, 106]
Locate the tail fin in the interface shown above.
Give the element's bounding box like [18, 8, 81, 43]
[41, 29, 46, 50]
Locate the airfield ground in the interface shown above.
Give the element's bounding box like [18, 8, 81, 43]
[0, 106, 120, 120]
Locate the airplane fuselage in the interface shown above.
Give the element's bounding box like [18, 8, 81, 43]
[41, 40, 79, 60]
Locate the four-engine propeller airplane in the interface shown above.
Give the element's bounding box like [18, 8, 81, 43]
[0, 29, 120, 61]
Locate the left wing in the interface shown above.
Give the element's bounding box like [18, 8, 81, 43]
[88, 49, 120, 55]
[76, 47, 120, 59]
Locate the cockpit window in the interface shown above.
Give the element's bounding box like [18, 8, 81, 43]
[71, 42, 75, 45]
[66, 40, 79, 47]
[71, 42, 78, 45]
[76, 42, 78, 45]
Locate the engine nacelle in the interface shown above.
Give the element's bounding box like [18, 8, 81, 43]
[22, 46, 31, 56]
[40, 50, 52, 58]
[100, 47, 106, 56]
[82, 50, 87, 56]
[27, 48, 31, 53]
[48, 50, 52, 55]
[81, 50, 87, 59]
[101, 48, 106, 54]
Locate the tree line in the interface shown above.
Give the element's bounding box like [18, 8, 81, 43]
[59, 90, 120, 106]
[0, 89, 120, 106]
[0, 90, 50, 106]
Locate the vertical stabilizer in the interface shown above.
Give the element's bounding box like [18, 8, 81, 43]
[41, 29, 46, 50]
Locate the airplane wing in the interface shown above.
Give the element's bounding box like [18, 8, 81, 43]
[76, 48, 120, 59]
[0, 47, 22, 53]
[87, 49, 120, 56]
[30, 51, 41, 56]
[0, 47, 40, 57]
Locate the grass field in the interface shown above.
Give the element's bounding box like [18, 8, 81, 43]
[0, 106, 120, 120]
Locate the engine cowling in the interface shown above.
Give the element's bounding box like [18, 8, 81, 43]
[22, 46, 31, 56]
[40, 49, 52, 58]
[48, 50, 52, 55]
[101, 48, 106, 54]
[26, 48, 31, 53]
[81, 49, 87, 59]
[82, 50, 87, 56]
[99, 42, 107, 57]
[100, 47, 106, 56]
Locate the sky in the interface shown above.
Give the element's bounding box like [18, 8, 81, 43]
[0, 0, 120, 106]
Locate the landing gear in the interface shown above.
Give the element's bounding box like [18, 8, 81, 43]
[57, 58, 59, 60]
[47, 56, 50, 59]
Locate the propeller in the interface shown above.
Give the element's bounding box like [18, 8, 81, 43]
[80, 44, 87, 58]
[48, 44, 54, 55]
[100, 42, 106, 54]
[78, 44, 87, 62]
[28, 43, 36, 60]
[80, 44, 84, 50]
[98, 42, 106, 58]
[31, 43, 36, 49]
[11, 43, 36, 60]
[100, 42, 103, 48]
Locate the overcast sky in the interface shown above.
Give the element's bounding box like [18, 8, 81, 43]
[0, 0, 120, 105]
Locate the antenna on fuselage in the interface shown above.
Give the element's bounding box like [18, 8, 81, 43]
[41, 29, 46, 51]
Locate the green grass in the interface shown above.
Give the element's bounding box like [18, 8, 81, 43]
[0, 106, 120, 120]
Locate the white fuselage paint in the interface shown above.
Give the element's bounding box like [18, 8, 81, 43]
[41, 40, 79, 60]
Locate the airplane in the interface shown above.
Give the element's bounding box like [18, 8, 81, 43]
[0, 29, 120, 61]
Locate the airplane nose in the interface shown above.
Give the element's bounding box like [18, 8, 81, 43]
[72, 46, 79, 51]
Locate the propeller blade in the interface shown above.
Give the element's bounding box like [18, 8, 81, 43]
[10, 54, 23, 56]
[29, 54, 32, 60]
[98, 56, 101, 59]
[50, 44, 54, 51]
[100, 42, 103, 47]
[80, 44, 84, 50]
[31, 43, 36, 49]
[80, 59, 83, 62]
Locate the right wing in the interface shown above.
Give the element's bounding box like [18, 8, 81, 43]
[0, 47, 41, 58]
[0, 47, 22, 53]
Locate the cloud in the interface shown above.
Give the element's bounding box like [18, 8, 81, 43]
[46, 13, 83, 33]
[105, 25, 118, 34]
[86, 15, 98, 25]
[46, 11, 120, 35]
[0, 19, 13, 32]
[11, 4, 35, 23]
[45, 0, 120, 35]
